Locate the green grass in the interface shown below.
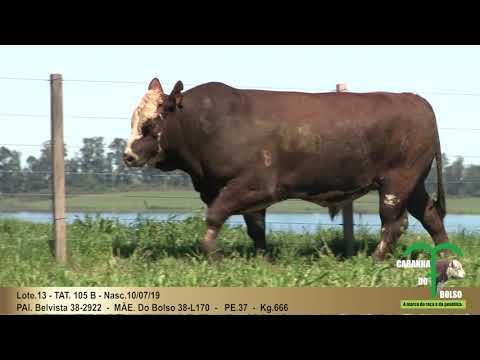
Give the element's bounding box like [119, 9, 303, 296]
[1, 190, 480, 214]
[1, 216, 479, 287]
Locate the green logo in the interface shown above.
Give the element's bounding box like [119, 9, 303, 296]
[402, 243, 464, 299]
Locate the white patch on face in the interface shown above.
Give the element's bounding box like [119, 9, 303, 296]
[384, 194, 399, 207]
[124, 89, 163, 160]
[447, 259, 466, 279]
[145, 132, 165, 167]
[157, 132, 163, 151]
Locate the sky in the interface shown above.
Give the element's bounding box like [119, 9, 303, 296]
[1, 45, 480, 166]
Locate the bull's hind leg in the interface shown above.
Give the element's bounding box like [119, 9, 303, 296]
[372, 182, 410, 261]
[243, 209, 267, 254]
[406, 181, 449, 247]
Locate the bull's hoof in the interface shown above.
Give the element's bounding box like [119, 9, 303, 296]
[255, 249, 273, 262]
[200, 242, 216, 254]
[372, 249, 388, 263]
[200, 243, 223, 262]
[206, 250, 224, 262]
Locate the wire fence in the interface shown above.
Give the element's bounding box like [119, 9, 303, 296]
[1, 167, 480, 186]
[1, 75, 480, 234]
[7, 75, 480, 96]
[3, 111, 480, 133]
[2, 214, 479, 237]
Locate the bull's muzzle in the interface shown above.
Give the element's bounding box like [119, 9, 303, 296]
[123, 153, 137, 167]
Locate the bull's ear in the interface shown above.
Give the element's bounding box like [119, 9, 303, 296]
[170, 80, 184, 108]
[148, 78, 164, 93]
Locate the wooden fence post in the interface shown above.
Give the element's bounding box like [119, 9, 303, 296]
[50, 74, 67, 262]
[336, 83, 354, 258]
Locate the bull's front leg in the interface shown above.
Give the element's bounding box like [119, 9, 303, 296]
[201, 179, 273, 259]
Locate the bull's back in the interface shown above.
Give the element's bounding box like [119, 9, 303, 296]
[185, 83, 438, 191]
[239, 89, 438, 194]
[241, 89, 435, 131]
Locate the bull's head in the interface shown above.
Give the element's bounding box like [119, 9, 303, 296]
[446, 259, 466, 279]
[123, 78, 183, 168]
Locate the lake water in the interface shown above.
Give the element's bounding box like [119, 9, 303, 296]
[1, 211, 479, 234]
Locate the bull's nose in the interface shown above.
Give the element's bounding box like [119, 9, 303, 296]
[123, 153, 135, 165]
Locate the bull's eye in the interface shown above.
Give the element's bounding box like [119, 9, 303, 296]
[141, 122, 152, 136]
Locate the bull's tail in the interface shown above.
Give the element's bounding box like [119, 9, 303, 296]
[419, 95, 446, 220]
[434, 136, 446, 220]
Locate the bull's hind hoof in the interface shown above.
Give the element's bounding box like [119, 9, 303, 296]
[372, 250, 388, 263]
[206, 250, 224, 262]
[372, 241, 395, 263]
[255, 249, 273, 262]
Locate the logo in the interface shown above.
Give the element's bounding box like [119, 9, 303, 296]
[402, 242, 464, 298]
[397, 243, 467, 310]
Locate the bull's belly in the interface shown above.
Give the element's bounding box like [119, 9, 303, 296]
[236, 201, 277, 215]
[236, 184, 377, 215]
[302, 190, 370, 208]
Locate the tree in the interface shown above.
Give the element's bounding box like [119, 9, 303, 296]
[23, 141, 61, 192]
[463, 165, 480, 196]
[79, 137, 107, 189]
[65, 155, 82, 190]
[107, 138, 130, 186]
[0, 146, 23, 193]
[444, 156, 465, 196]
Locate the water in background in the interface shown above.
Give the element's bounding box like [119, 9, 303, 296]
[1, 211, 479, 234]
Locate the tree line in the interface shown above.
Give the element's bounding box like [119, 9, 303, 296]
[424, 155, 480, 197]
[1, 138, 480, 196]
[0, 137, 192, 194]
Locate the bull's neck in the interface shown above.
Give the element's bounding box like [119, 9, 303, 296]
[168, 112, 205, 185]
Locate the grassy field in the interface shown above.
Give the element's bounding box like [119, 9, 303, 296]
[1, 216, 479, 287]
[1, 190, 480, 214]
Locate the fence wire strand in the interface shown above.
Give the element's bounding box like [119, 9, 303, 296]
[6, 75, 480, 97]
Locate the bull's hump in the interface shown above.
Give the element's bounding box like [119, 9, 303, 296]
[190, 82, 234, 92]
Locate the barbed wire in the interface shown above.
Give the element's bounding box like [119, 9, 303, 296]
[0, 192, 380, 204]
[0, 113, 129, 120]
[1, 214, 476, 233]
[3, 111, 480, 133]
[0, 76, 48, 82]
[2, 142, 480, 161]
[0, 169, 184, 177]
[2, 141, 480, 163]
[2, 170, 480, 186]
[6, 75, 480, 97]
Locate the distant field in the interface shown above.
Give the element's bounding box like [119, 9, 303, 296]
[1, 190, 480, 214]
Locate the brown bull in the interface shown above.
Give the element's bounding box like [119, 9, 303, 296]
[123, 78, 448, 261]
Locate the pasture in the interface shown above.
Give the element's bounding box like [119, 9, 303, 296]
[2, 190, 480, 214]
[1, 216, 479, 287]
